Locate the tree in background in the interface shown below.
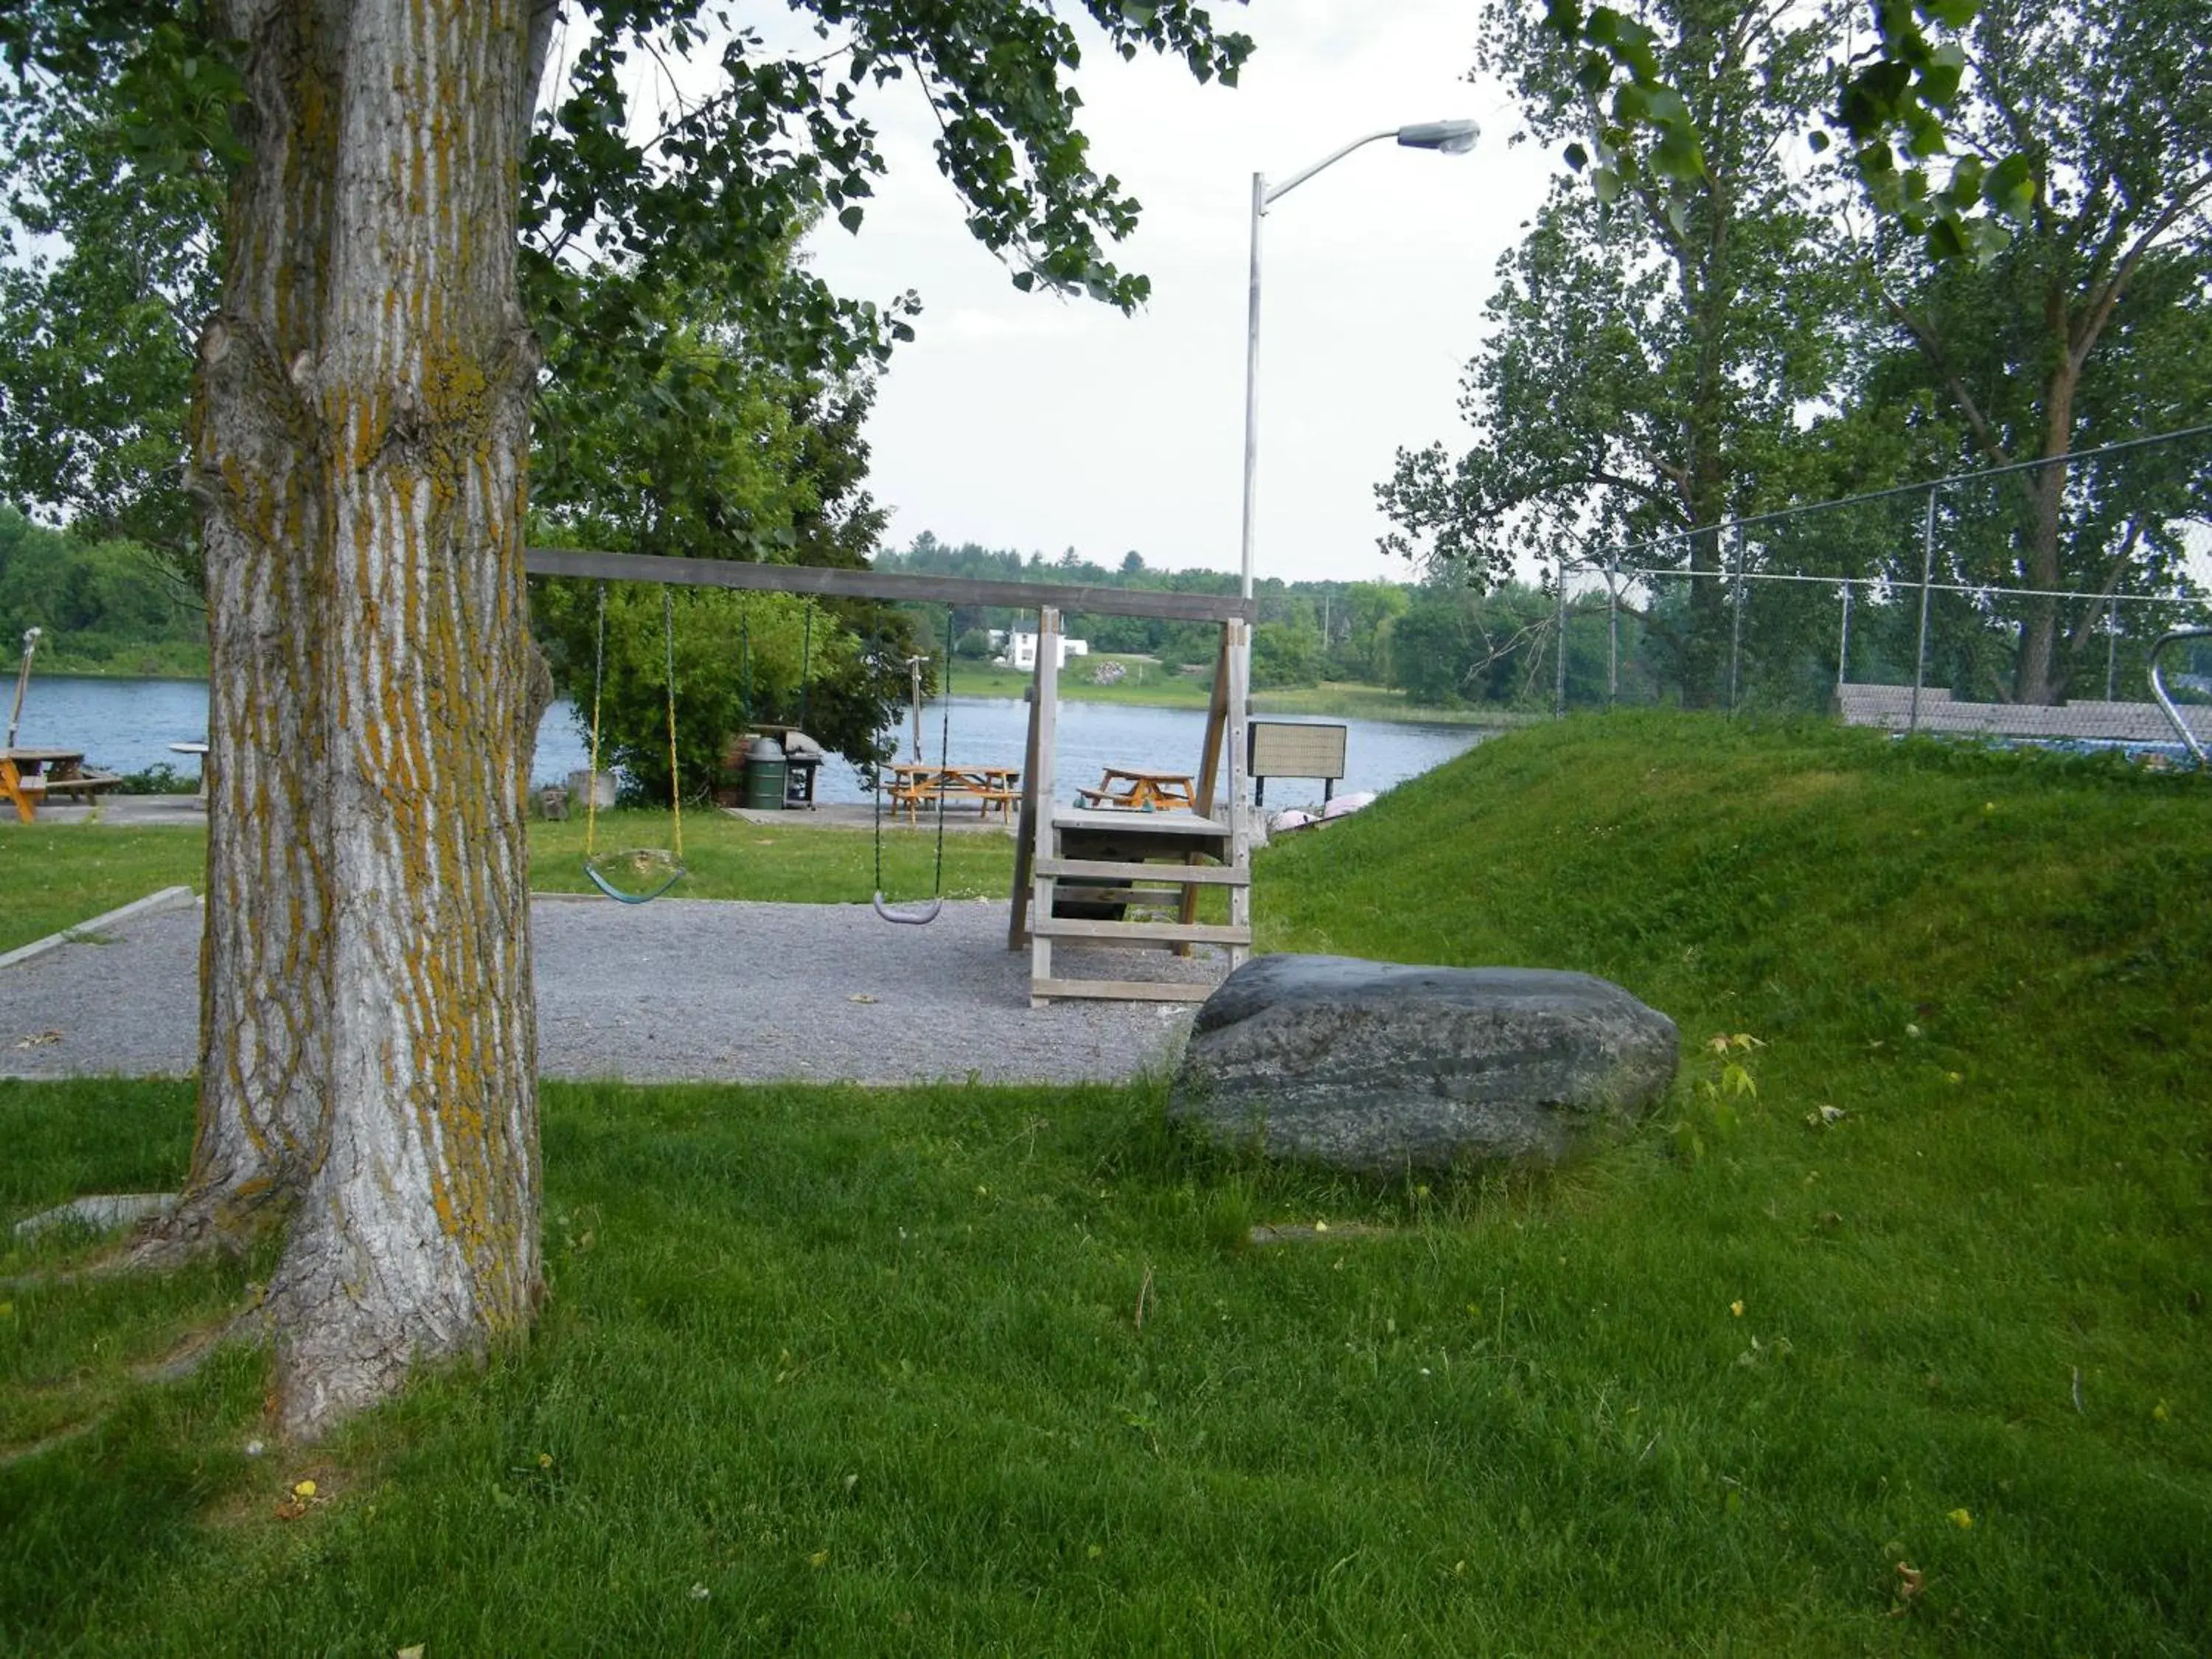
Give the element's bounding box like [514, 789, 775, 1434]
[1860, 0, 2212, 703]
[1380, 0, 1854, 706]
[526, 257, 918, 778]
[1249, 617, 1321, 689]
[0, 60, 220, 565]
[1, 0, 1250, 1441]
[0, 507, 209, 673]
[1387, 582, 1563, 709]
[533, 583, 869, 803]
[1326, 582, 1410, 683]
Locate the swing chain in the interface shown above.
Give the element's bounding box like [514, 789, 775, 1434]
[871, 607, 956, 925]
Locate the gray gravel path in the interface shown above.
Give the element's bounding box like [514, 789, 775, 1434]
[0, 895, 1218, 1085]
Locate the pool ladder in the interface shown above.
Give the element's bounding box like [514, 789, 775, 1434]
[2149, 625, 2211, 768]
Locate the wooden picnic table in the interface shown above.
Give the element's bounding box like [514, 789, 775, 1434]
[1, 747, 122, 824]
[1074, 767, 1197, 813]
[887, 762, 1021, 824]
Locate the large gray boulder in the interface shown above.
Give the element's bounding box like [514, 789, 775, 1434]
[1169, 955, 1677, 1173]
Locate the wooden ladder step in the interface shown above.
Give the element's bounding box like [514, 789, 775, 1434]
[1030, 977, 1218, 1004]
[1035, 857, 1248, 885]
[1052, 885, 1193, 907]
[1029, 917, 1252, 945]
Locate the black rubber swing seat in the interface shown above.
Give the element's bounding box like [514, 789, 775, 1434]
[584, 848, 688, 905]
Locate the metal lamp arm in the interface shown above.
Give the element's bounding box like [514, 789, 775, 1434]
[1262, 130, 1398, 210]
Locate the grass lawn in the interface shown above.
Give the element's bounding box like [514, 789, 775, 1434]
[2, 713, 2207, 1652]
[0, 824, 206, 956]
[0, 812, 1021, 955]
[529, 811, 1016, 908]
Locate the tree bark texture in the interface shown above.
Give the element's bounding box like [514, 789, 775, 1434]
[178, 0, 543, 1440]
[2011, 370, 2080, 706]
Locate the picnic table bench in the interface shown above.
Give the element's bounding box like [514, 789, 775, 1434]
[1074, 767, 1196, 812]
[887, 762, 1021, 824]
[1, 748, 122, 823]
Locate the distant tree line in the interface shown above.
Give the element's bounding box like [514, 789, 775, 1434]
[1382, 0, 2212, 710]
[0, 507, 207, 676]
[877, 532, 1428, 693]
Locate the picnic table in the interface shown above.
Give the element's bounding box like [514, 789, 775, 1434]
[1074, 767, 1197, 812]
[169, 740, 211, 802]
[1, 748, 122, 823]
[887, 762, 1021, 824]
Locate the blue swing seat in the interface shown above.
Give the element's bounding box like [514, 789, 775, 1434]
[585, 848, 687, 905]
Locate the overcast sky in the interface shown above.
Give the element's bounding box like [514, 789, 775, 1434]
[791, 1, 1559, 587]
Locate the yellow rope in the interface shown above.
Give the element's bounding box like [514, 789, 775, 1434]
[664, 587, 683, 862]
[585, 585, 606, 858]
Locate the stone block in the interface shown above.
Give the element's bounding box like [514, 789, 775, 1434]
[1169, 955, 1677, 1172]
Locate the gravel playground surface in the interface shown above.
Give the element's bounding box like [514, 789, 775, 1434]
[0, 895, 1220, 1087]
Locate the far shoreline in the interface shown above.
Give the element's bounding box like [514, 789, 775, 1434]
[26, 664, 1540, 731]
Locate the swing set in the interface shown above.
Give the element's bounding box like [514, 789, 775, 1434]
[532, 545, 1257, 1000]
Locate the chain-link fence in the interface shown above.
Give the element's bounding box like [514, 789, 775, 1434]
[1537, 425, 2212, 757]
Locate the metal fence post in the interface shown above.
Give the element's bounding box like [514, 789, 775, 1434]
[1728, 522, 1746, 713]
[1910, 484, 1938, 734]
[1837, 580, 1854, 692]
[1607, 562, 1619, 707]
[2106, 593, 2119, 699]
[1554, 563, 1568, 717]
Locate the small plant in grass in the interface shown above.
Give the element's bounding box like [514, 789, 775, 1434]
[1666, 1029, 1764, 1164]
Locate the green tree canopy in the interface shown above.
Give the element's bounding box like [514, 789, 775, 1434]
[1382, 0, 1854, 706]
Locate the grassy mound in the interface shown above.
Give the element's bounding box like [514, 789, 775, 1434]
[1, 714, 2205, 1652]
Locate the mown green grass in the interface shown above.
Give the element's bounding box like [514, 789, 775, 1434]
[0, 812, 1021, 953]
[0, 825, 205, 953]
[3, 712, 2207, 1652]
[529, 810, 1017, 906]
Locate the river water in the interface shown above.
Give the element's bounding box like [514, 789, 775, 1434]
[12, 678, 1484, 807]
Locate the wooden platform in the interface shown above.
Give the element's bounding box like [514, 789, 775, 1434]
[1026, 809, 1249, 1004]
[1012, 608, 1253, 1006]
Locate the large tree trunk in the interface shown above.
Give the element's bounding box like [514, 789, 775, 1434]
[2013, 384, 2078, 706]
[170, 0, 543, 1441]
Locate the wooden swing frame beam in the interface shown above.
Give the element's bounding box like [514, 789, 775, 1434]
[526, 547, 1256, 625]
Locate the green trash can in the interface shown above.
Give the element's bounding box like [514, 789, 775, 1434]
[742, 736, 787, 811]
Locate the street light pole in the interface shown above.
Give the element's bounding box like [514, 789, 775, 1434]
[1237, 120, 1478, 608]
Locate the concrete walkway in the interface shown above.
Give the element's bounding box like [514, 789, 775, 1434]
[0, 891, 1217, 1087]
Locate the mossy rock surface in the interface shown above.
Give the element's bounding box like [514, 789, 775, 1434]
[1170, 954, 1679, 1172]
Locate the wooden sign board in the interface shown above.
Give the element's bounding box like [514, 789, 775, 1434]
[1247, 720, 1347, 782]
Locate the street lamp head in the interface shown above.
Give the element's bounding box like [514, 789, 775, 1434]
[1396, 119, 1479, 154]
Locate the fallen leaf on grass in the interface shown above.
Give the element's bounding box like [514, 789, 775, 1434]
[1889, 1559, 1925, 1617]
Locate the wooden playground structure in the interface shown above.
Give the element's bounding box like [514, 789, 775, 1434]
[526, 548, 1256, 1005]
